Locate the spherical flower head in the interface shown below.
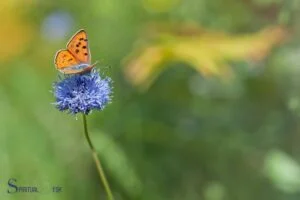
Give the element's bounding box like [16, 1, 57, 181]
[53, 69, 112, 115]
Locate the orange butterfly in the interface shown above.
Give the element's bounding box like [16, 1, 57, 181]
[54, 29, 97, 74]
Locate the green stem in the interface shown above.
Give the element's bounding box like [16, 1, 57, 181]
[82, 114, 114, 200]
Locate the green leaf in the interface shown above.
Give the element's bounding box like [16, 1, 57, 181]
[91, 130, 142, 198]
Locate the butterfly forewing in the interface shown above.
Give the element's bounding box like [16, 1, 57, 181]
[66, 30, 91, 64]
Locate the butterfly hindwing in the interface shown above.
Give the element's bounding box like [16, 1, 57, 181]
[66, 29, 91, 63]
[55, 50, 79, 70]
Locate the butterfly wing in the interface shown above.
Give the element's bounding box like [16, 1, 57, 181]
[54, 50, 82, 74]
[66, 29, 91, 64]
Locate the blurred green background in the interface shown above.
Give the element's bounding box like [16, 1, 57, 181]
[0, 0, 300, 199]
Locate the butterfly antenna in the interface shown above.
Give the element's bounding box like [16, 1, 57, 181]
[101, 65, 112, 76]
[93, 61, 99, 67]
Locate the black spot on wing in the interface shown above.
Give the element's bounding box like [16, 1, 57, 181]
[76, 42, 81, 47]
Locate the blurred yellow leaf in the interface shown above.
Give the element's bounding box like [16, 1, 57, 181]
[143, 0, 181, 13]
[123, 23, 288, 90]
[0, 1, 34, 64]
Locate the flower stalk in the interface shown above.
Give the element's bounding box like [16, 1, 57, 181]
[82, 114, 114, 200]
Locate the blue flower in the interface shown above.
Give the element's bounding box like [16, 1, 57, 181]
[53, 69, 112, 115]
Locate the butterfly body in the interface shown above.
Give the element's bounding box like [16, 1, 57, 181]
[54, 29, 96, 74]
